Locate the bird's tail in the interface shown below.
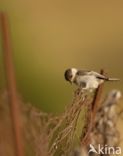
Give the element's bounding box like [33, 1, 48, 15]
[107, 78, 120, 81]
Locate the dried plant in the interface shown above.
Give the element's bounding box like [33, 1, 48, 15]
[21, 89, 93, 156]
[0, 88, 122, 156]
[70, 90, 122, 156]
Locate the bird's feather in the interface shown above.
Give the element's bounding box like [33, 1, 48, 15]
[77, 70, 119, 81]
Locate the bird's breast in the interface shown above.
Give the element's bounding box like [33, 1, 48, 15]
[75, 75, 102, 89]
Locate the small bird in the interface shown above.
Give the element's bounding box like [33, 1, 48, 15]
[64, 68, 119, 90]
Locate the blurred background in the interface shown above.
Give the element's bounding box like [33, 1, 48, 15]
[0, 0, 123, 113]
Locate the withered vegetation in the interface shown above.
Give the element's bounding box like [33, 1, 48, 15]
[0, 88, 122, 156]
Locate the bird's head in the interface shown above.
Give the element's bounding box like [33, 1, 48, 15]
[64, 68, 77, 83]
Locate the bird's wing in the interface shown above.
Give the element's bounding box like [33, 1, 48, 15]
[77, 70, 119, 81]
[77, 70, 107, 80]
[88, 71, 108, 80]
[76, 70, 90, 76]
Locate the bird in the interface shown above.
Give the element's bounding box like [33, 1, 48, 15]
[64, 68, 119, 91]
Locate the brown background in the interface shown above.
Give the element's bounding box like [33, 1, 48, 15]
[0, 0, 123, 113]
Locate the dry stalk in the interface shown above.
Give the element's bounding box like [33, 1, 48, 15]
[81, 70, 104, 146]
[0, 12, 24, 156]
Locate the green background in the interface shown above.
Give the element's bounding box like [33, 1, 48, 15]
[0, 0, 123, 113]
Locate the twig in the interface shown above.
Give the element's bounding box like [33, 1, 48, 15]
[0, 12, 24, 156]
[92, 69, 104, 117]
[81, 69, 104, 146]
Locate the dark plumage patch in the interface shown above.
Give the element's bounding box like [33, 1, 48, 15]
[64, 69, 72, 81]
[80, 82, 87, 88]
